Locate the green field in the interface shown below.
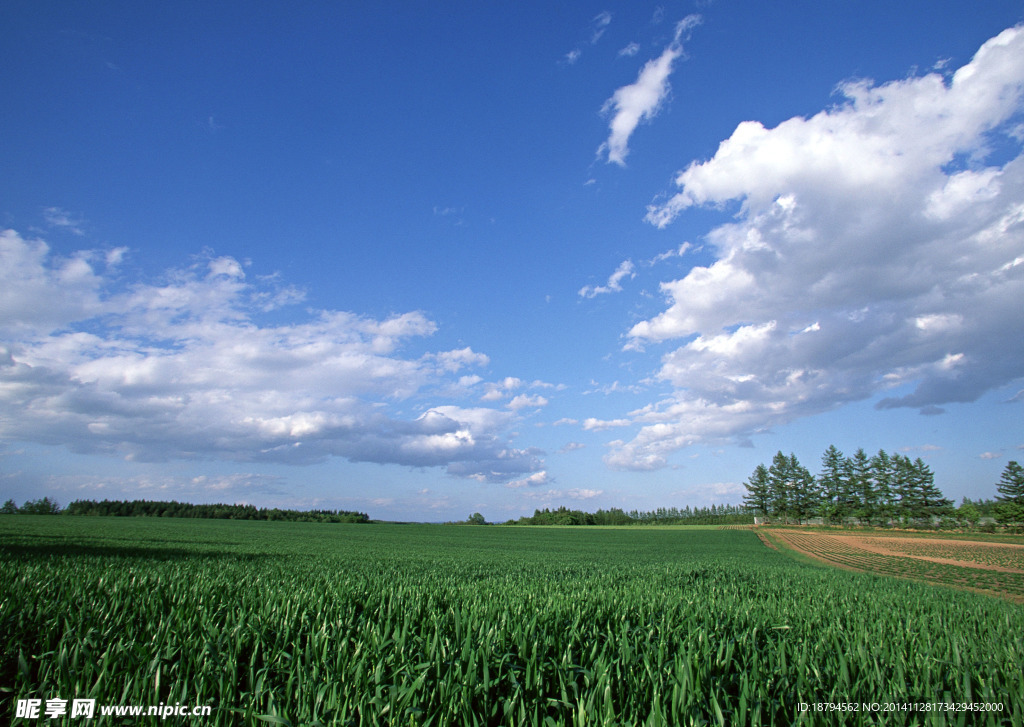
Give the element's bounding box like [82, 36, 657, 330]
[2, 517, 1022, 726]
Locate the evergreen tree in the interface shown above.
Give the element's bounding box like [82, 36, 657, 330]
[994, 461, 1024, 525]
[817, 445, 848, 524]
[913, 458, 953, 521]
[768, 451, 792, 522]
[870, 449, 896, 527]
[838, 455, 863, 523]
[848, 448, 875, 524]
[893, 457, 950, 523]
[743, 464, 771, 516]
[788, 453, 819, 522]
[892, 454, 919, 524]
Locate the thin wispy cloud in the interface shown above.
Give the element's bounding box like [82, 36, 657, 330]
[43, 207, 86, 235]
[591, 11, 612, 44]
[563, 10, 613, 65]
[598, 15, 701, 165]
[579, 259, 635, 298]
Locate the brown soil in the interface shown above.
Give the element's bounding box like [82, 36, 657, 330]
[764, 529, 1024, 603]
[837, 535, 1024, 574]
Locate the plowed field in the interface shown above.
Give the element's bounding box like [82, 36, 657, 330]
[766, 529, 1024, 601]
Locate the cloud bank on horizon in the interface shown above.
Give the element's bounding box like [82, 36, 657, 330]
[0, 232, 545, 484]
[606, 25, 1024, 470]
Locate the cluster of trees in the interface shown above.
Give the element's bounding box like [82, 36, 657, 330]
[955, 496, 1000, 522]
[1, 497, 62, 515]
[626, 505, 751, 525]
[1, 498, 369, 523]
[743, 447, 1024, 527]
[743, 447, 956, 525]
[506, 505, 751, 527]
[994, 461, 1024, 525]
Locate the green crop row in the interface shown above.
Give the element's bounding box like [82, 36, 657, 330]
[1, 517, 1022, 726]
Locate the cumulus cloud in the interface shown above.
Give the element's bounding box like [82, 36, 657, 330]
[0, 233, 542, 483]
[608, 25, 1024, 470]
[507, 393, 549, 411]
[598, 15, 701, 166]
[579, 259, 636, 298]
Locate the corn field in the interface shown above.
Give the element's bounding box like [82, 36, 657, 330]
[2, 516, 1022, 725]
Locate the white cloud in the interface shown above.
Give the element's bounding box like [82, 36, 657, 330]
[979, 451, 1003, 460]
[598, 15, 701, 166]
[0, 231, 108, 335]
[647, 242, 692, 265]
[606, 25, 1024, 470]
[583, 417, 631, 431]
[40, 471, 290, 502]
[481, 377, 560, 404]
[425, 346, 490, 373]
[507, 393, 548, 411]
[506, 471, 550, 488]
[618, 43, 640, 58]
[566, 488, 603, 499]
[579, 259, 636, 297]
[0, 233, 543, 483]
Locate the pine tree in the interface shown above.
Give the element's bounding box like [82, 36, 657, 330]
[994, 461, 1024, 525]
[768, 451, 792, 522]
[913, 458, 953, 522]
[870, 449, 895, 527]
[743, 464, 771, 517]
[891, 454, 918, 523]
[849, 448, 875, 524]
[817, 445, 848, 524]
[788, 453, 819, 522]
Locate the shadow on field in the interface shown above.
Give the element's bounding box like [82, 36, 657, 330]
[0, 539, 272, 562]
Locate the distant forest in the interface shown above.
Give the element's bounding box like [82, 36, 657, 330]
[506, 504, 751, 527]
[1, 498, 369, 523]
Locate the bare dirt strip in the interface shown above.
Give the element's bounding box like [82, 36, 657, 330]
[764, 529, 1024, 601]
[847, 535, 1024, 573]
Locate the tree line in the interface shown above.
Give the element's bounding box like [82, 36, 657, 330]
[743, 447, 1024, 527]
[1, 498, 369, 523]
[506, 504, 752, 527]
[743, 447, 951, 525]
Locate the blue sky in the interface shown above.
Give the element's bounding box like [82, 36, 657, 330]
[2, 1, 1023, 521]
